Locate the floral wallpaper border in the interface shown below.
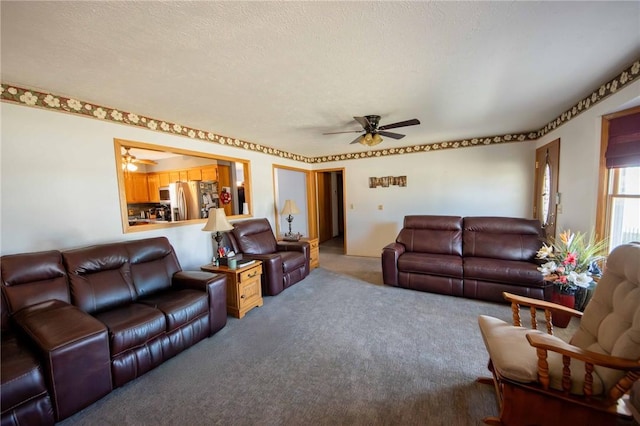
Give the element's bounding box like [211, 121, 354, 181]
[1, 59, 638, 164]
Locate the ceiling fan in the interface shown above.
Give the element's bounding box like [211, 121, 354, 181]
[323, 115, 421, 146]
[122, 147, 157, 171]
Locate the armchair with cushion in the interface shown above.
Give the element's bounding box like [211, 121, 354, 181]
[477, 242, 640, 425]
[228, 218, 310, 296]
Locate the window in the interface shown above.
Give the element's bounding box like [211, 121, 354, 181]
[606, 167, 640, 249]
[596, 106, 640, 252]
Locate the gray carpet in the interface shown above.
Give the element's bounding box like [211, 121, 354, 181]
[59, 265, 577, 426]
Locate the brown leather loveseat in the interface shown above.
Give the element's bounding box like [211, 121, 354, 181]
[382, 216, 549, 303]
[1, 236, 227, 424]
[228, 218, 310, 296]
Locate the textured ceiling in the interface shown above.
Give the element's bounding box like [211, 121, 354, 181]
[1, 1, 639, 158]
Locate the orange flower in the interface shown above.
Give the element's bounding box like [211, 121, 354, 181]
[559, 230, 574, 247]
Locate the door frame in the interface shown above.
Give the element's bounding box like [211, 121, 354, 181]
[272, 164, 316, 239]
[533, 138, 560, 239]
[313, 167, 346, 253]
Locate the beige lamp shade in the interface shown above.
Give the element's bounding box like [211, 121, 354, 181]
[280, 199, 300, 216]
[359, 133, 383, 146]
[202, 208, 234, 232]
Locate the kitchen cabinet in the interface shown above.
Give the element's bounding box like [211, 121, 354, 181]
[169, 171, 180, 183]
[218, 164, 232, 217]
[158, 172, 170, 187]
[179, 171, 188, 182]
[187, 168, 202, 181]
[147, 174, 160, 202]
[201, 165, 218, 181]
[124, 173, 149, 203]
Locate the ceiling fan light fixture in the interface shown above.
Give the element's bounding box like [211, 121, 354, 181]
[358, 133, 383, 147]
[123, 161, 138, 172]
[370, 133, 383, 146]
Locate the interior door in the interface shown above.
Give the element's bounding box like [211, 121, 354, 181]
[533, 139, 560, 239]
[317, 172, 332, 243]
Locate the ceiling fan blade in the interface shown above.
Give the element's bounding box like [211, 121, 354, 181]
[378, 118, 420, 131]
[135, 159, 158, 165]
[353, 116, 371, 130]
[378, 131, 405, 140]
[349, 134, 364, 145]
[322, 130, 364, 135]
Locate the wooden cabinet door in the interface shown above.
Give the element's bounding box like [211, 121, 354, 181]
[158, 172, 170, 187]
[125, 173, 149, 203]
[133, 173, 149, 202]
[188, 168, 202, 181]
[147, 174, 160, 202]
[179, 171, 188, 182]
[169, 171, 180, 183]
[201, 165, 218, 181]
[124, 173, 136, 203]
[218, 164, 232, 217]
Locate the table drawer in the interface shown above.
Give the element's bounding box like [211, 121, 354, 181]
[239, 264, 262, 282]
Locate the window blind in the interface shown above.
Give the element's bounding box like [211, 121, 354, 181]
[605, 111, 640, 168]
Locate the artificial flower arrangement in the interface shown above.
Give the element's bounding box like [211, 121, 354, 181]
[536, 229, 608, 294]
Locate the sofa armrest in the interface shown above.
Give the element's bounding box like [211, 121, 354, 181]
[276, 241, 310, 258]
[13, 300, 112, 421]
[173, 271, 227, 335]
[382, 242, 405, 286]
[239, 253, 285, 296]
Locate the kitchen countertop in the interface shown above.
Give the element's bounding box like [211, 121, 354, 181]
[128, 219, 171, 225]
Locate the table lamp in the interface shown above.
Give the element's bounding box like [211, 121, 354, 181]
[280, 199, 300, 238]
[202, 208, 234, 261]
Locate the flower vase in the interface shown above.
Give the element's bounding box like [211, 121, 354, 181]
[550, 288, 576, 328]
[574, 286, 594, 312]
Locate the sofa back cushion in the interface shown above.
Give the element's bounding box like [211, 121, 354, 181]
[0, 250, 70, 326]
[397, 215, 463, 256]
[63, 243, 136, 314]
[570, 243, 640, 392]
[231, 218, 278, 255]
[126, 237, 181, 297]
[462, 217, 543, 261]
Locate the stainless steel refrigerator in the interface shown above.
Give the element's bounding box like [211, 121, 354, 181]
[168, 181, 218, 221]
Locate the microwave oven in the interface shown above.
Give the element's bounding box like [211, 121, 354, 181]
[159, 187, 171, 203]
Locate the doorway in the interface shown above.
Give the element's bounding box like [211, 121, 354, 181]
[315, 169, 345, 253]
[533, 139, 560, 239]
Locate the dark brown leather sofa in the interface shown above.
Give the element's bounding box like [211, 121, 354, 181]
[0, 237, 227, 424]
[228, 218, 310, 296]
[382, 216, 549, 303]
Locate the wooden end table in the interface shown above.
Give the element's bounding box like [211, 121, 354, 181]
[278, 236, 319, 270]
[201, 260, 263, 319]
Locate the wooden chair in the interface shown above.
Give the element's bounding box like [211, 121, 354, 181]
[477, 242, 640, 426]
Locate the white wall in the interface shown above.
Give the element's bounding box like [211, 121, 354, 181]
[536, 78, 640, 235]
[0, 103, 301, 269]
[2, 78, 638, 263]
[320, 141, 536, 256]
[274, 168, 308, 237]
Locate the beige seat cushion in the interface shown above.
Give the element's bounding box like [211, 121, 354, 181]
[478, 315, 605, 395]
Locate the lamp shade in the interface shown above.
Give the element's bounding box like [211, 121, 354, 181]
[358, 133, 383, 146]
[370, 133, 383, 146]
[280, 199, 300, 216]
[202, 208, 234, 232]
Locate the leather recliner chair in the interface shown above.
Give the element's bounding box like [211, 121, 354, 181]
[228, 219, 310, 296]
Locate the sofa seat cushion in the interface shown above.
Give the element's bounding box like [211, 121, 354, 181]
[94, 304, 166, 356]
[0, 334, 50, 416]
[138, 290, 208, 332]
[280, 251, 306, 273]
[464, 257, 543, 286]
[398, 252, 463, 278]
